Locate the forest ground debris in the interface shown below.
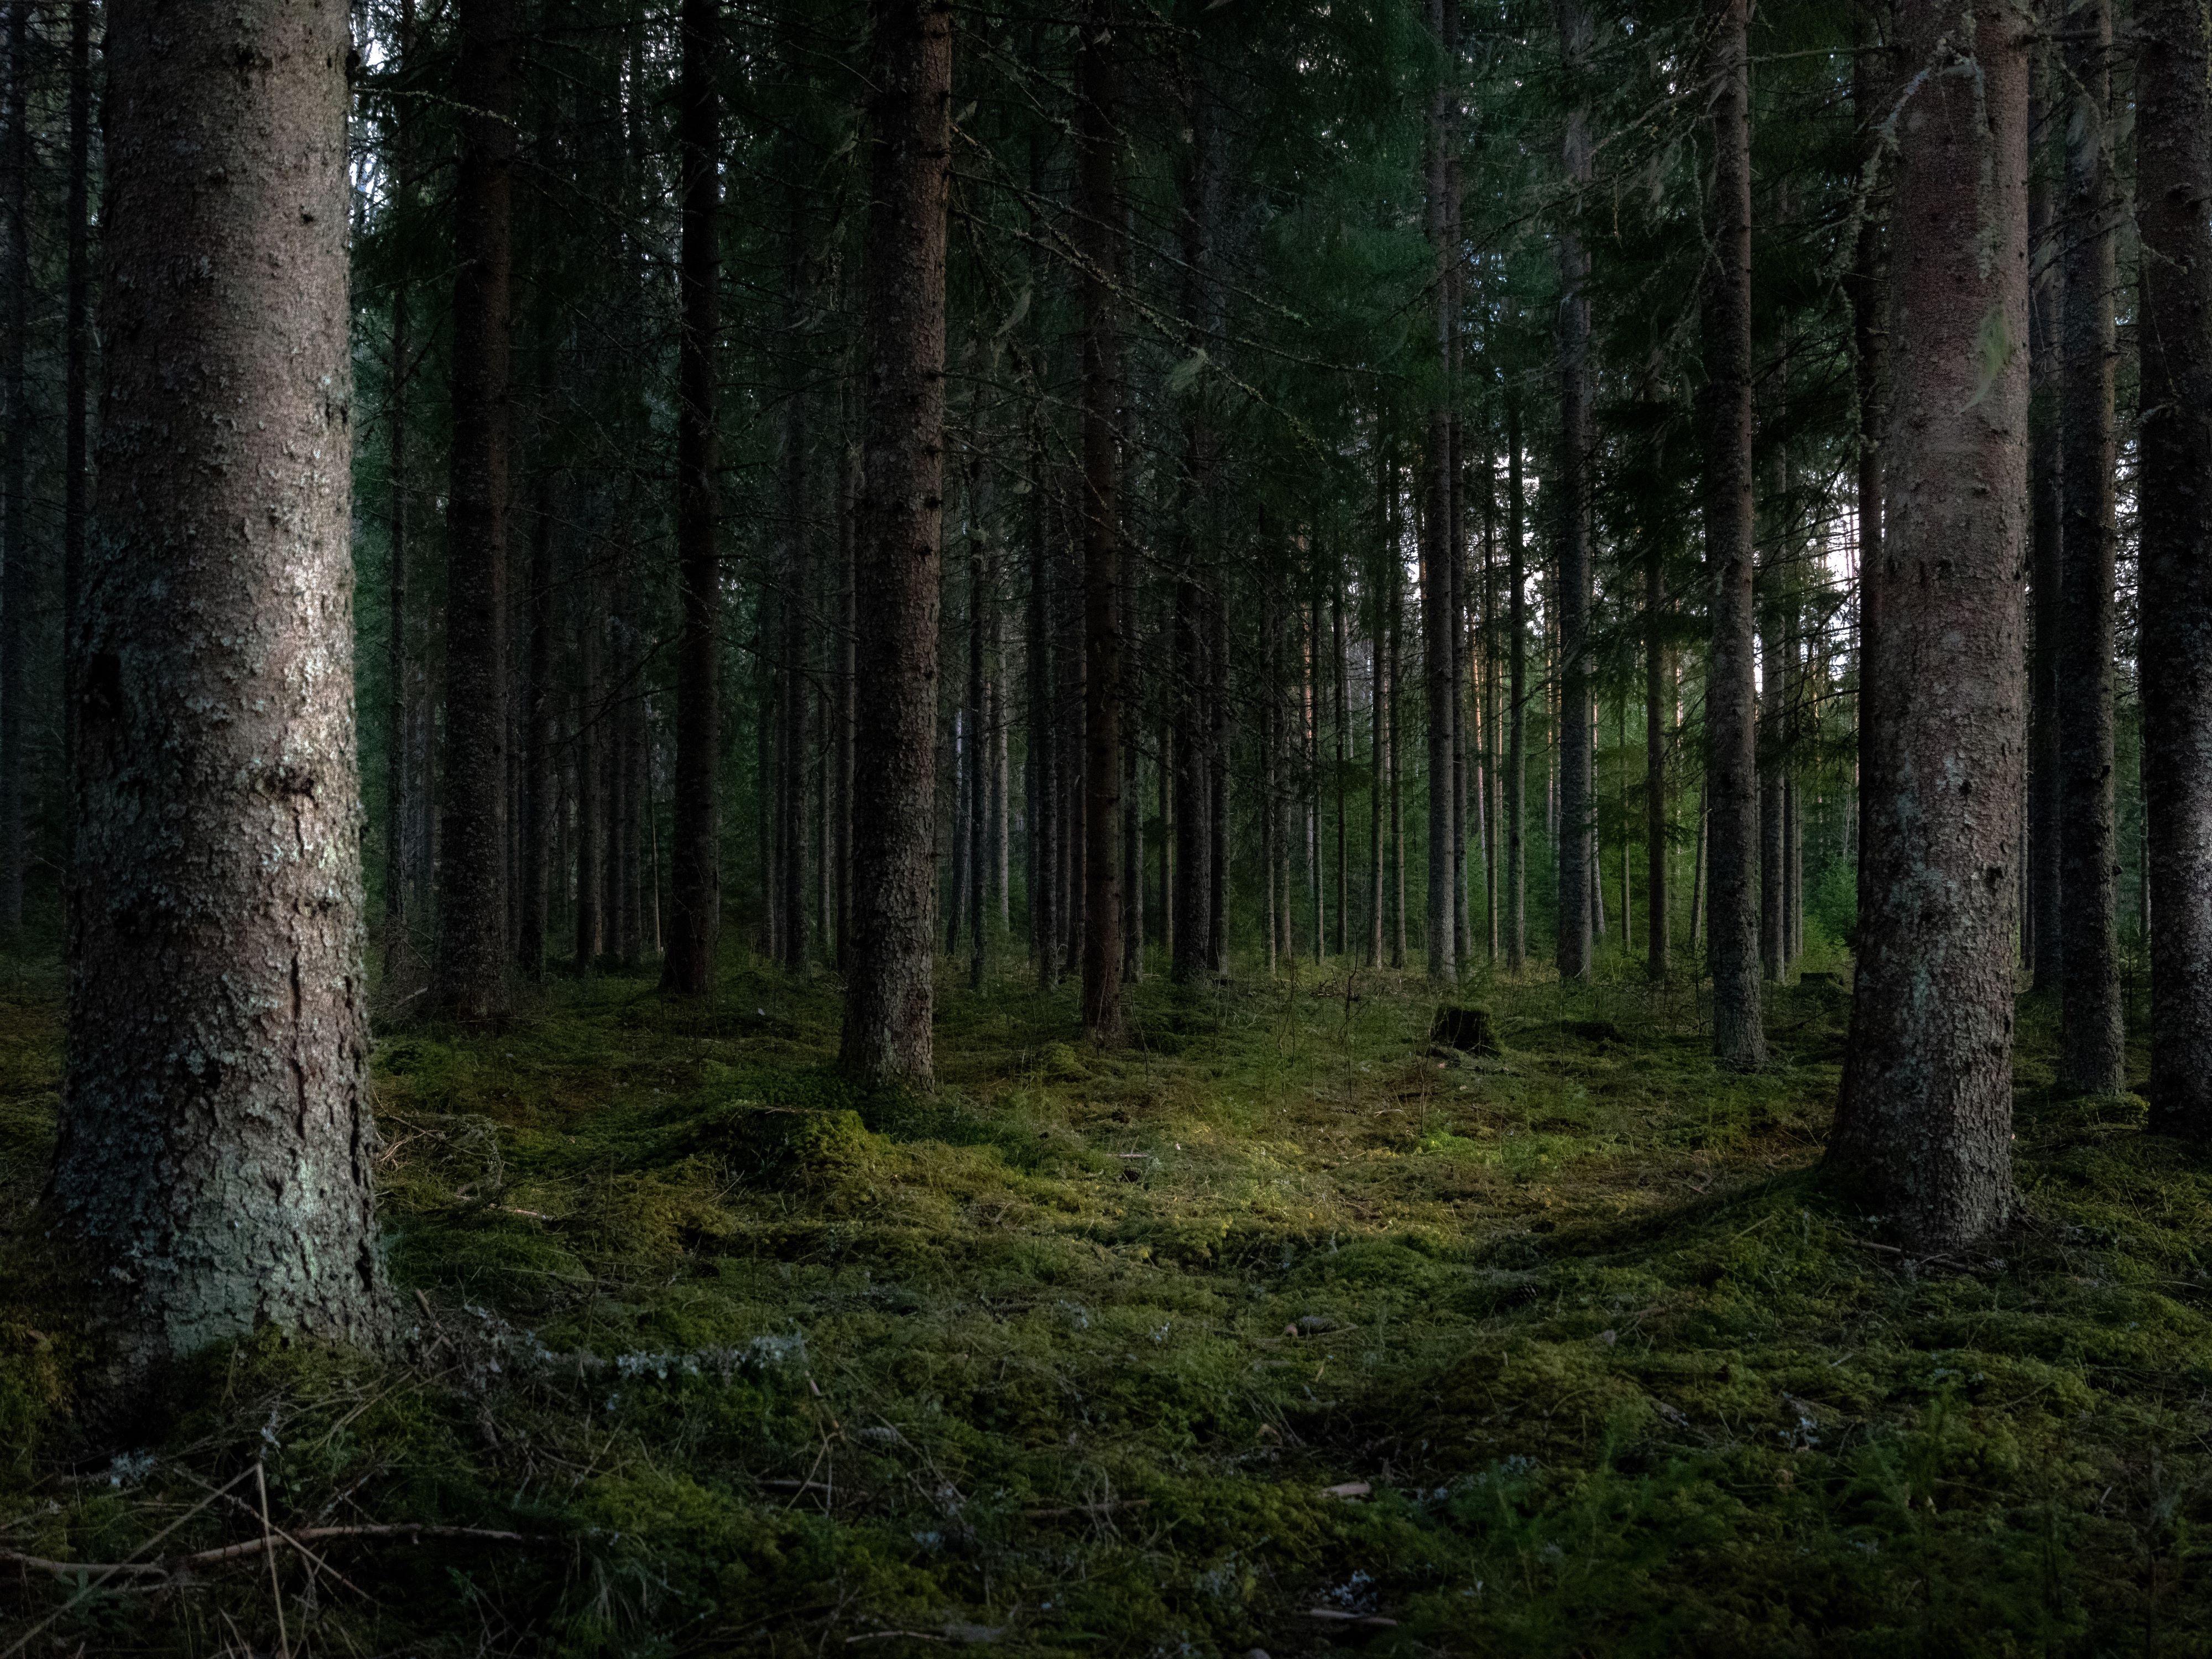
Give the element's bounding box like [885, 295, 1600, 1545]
[1, 947, 2208, 1656]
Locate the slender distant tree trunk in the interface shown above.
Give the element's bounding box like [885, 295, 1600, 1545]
[967, 442, 992, 990]
[1645, 538, 1668, 978]
[1333, 586, 1348, 957]
[1388, 550, 1406, 969]
[835, 404, 857, 966]
[1700, 0, 1764, 1068]
[575, 596, 601, 971]
[518, 465, 555, 978]
[1552, 0, 1594, 981]
[842, 0, 950, 1086]
[2026, 41, 2062, 992]
[1829, 0, 2028, 1246]
[1078, 0, 1124, 1039]
[437, 0, 518, 1019]
[1420, 2, 1456, 985]
[1505, 394, 1527, 973]
[777, 169, 812, 977]
[662, 0, 722, 996]
[0, 0, 29, 938]
[1027, 413, 1058, 987]
[2138, 0, 2212, 1134]
[53, 0, 388, 1369]
[1208, 580, 1230, 973]
[1852, 12, 1891, 989]
[1369, 434, 1387, 968]
[2057, 0, 2124, 1092]
[61, 0, 91, 863]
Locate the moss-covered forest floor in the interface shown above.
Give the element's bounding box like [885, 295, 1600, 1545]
[3, 951, 2210, 1656]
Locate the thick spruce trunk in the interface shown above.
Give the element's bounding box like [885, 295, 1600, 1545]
[662, 0, 722, 996]
[1700, 0, 1764, 1068]
[2138, 0, 2212, 1133]
[52, 0, 388, 1368]
[518, 465, 555, 977]
[437, 0, 517, 1018]
[2026, 41, 2062, 993]
[1851, 12, 1890, 987]
[61, 0, 91, 846]
[2056, 0, 2124, 1092]
[1829, 0, 2029, 1246]
[842, 0, 951, 1084]
[0, 0, 28, 937]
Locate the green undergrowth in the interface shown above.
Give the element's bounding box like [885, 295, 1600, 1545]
[3, 947, 2209, 1656]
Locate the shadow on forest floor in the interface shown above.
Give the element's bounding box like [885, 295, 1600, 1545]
[2, 945, 2208, 1656]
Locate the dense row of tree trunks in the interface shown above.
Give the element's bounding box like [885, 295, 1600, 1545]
[53, 0, 387, 1370]
[2055, 0, 2123, 1094]
[1699, 0, 1763, 1071]
[2137, 0, 2212, 1134]
[661, 0, 722, 997]
[437, 0, 518, 1020]
[1830, 0, 2028, 1247]
[842, 0, 951, 1086]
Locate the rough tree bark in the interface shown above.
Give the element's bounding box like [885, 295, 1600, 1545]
[61, 0, 91, 832]
[2137, 0, 2212, 1134]
[382, 0, 418, 974]
[1829, 0, 2030, 1246]
[437, 0, 518, 1019]
[842, 0, 951, 1086]
[1700, 0, 1764, 1069]
[1851, 7, 1890, 989]
[0, 0, 29, 937]
[1552, 0, 1593, 980]
[51, 0, 388, 1370]
[1078, 0, 1124, 1039]
[2026, 39, 2062, 993]
[662, 0, 722, 997]
[2056, 0, 2124, 1092]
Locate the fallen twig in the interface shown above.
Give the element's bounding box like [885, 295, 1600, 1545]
[0, 1522, 538, 1583]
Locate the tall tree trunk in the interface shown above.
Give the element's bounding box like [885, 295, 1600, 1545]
[575, 591, 601, 969]
[518, 463, 555, 977]
[1506, 393, 1527, 973]
[662, 0, 722, 996]
[778, 178, 812, 977]
[2057, 0, 2124, 1092]
[1646, 536, 1668, 978]
[61, 0, 91, 879]
[1027, 412, 1058, 987]
[1389, 546, 1407, 969]
[842, 0, 951, 1086]
[0, 0, 29, 938]
[1078, 0, 1124, 1039]
[967, 441, 992, 990]
[836, 399, 857, 966]
[1552, 0, 1594, 980]
[1853, 8, 1891, 997]
[1700, 0, 1764, 1068]
[2138, 0, 2212, 1133]
[1421, 0, 1455, 984]
[2025, 41, 2062, 994]
[382, 0, 417, 978]
[1208, 577, 1230, 973]
[1829, 0, 2029, 1246]
[54, 0, 388, 1368]
[1333, 585, 1348, 958]
[437, 0, 518, 1018]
